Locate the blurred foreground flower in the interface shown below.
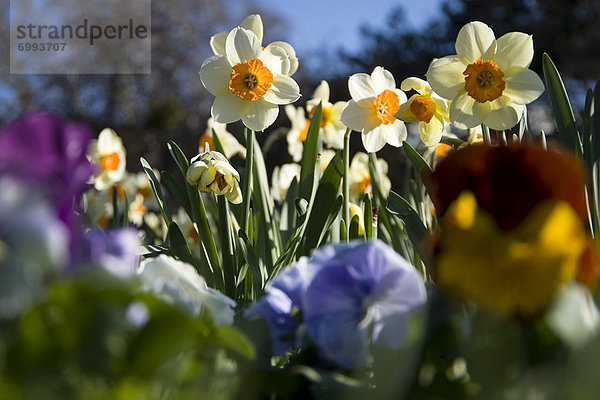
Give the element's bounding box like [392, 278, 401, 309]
[87, 128, 126, 190]
[429, 144, 596, 317]
[80, 227, 141, 278]
[341, 66, 407, 152]
[247, 240, 427, 368]
[0, 178, 69, 319]
[426, 21, 544, 130]
[200, 25, 300, 131]
[137, 255, 236, 325]
[395, 77, 450, 147]
[0, 111, 93, 234]
[186, 151, 242, 204]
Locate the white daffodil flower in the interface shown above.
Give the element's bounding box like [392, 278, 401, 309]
[209, 14, 298, 77]
[200, 27, 301, 132]
[395, 77, 450, 147]
[87, 128, 126, 191]
[199, 118, 246, 159]
[137, 255, 236, 325]
[426, 21, 545, 130]
[306, 80, 347, 150]
[348, 152, 391, 201]
[186, 151, 242, 204]
[285, 104, 308, 162]
[341, 67, 408, 153]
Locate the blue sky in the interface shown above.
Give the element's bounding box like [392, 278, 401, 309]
[255, 0, 445, 54]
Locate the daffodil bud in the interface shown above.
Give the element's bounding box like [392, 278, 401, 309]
[186, 151, 242, 204]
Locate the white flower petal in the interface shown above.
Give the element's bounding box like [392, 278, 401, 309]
[484, 97, 524, 130]
[419, 117, 445, 147]
[400, 77, 431, 94]
[362, 125, 388, 153]
[259, 45, 290, 75]
[426, 55, 467, 100]
[97, 128, 121, 154]
[371, 66, 396, 93]
[240, 14, 263, 44]
[348, 73, 378, 101]
[449, 91, 490, 129]
[494, 32, 534, 71]
[455, 21, 496, 62]
[382, 120, 407, 147]
[341, 99, 375, 131]
[503, 68, 545, 105]
[210, 31, 228, 55]
[242, 98, 279, 131]
[263, 74, 301, 105]
[212, 92, 244, 125]
[199, 55, 231, 96]
[312, 80, 330, 102]
[226, 27, 261, 66]
[266, 41, 298, 76]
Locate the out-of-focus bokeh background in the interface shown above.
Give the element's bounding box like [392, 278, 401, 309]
[1, 0, 599, 183]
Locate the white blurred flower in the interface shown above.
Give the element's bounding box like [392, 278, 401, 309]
[88, 128, 126, 190]
[128, 193, 147, 227]
[341, 67, 407, 153]
[395, 77, 450, 147]
[137, 255, 236, 325]
[307, 81, 347, 149]
[319, 149, 337, 173]
[200, 26, 300, 131]
[199, 118, 246, 159]
[285, 105, 309, 162]
[546, 283, 600, 349]
[271, 163, 301, 202]
[186, 151, 242, 204]
[348, 152, 391, 201]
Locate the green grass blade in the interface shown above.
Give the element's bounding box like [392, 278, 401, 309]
[141, 157, 172, 225]
[387, 190, 430, 264]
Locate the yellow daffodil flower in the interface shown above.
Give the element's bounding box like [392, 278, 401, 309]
[199, 26, 301, 131]
[395, 77, 450, 147]
[426, 21, 544, 130]
[87, 128, 126, 191]
[186, 151, 242, 204]
[341, 66, 408, 153]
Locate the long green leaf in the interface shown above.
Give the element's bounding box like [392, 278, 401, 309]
[161, 170, 192, 218]
[141, 157, 171, 225]
[217, 195, 236, 299]
[542, 53, 582, 157]
[301, 153, 343, 254]
[298, 102, 322, 201]
[387, 190, 429, 263]
[166, 221, 196, 268]
[403, 141, 432, 182]
[237, 229, 266, 296]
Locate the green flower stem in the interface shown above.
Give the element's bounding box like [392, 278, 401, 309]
[482, 124, 491, 145]
[217, 195, 236, 299]
[241, 128, 254, 236]
[196, 193, 224, 291]
[342, 128, 351, 242]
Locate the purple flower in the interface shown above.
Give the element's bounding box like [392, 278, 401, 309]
[247, 240, 427, 368]
[80, 227, 141, 278]
[0, 111, 94, 233]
